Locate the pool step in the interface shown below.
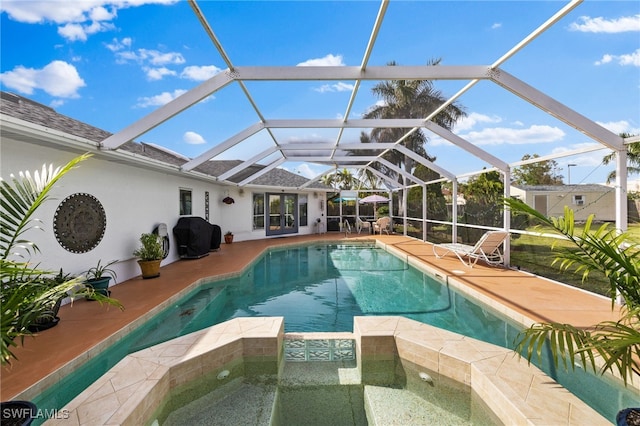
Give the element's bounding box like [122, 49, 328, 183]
[365, 385, 461, 426]
[280, 359, 360, 387]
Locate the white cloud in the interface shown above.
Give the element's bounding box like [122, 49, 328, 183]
[596, 120, 640, 135]
[454, 112, 502, 131]
[293, 164, 317, 179]
[281, 163, 319, 179]
[145, 67, 177, 81]
[183, 131, 206, 145]
[0, 60, 85, 98]
[89, 5, 115, 21]
[58, 20, 114, 41]
[491, 23, 502, 30]
[569, 14, 640, 33]
[297, 54, 345, 67]
[314, 82, 354, 93]
[460, 124, 565, 146]
[113, 46, 185, 79]
[135, 89, 187, 107]
[0, 0, 178, 40]
[105, 37, 132, 52]
[144, 67, 177, 81]
[50, 99, 66, 108]
[595, 48, 640, 67]
[1, 1, 104, 24]
[181, 65, 222, 81]
[136, 49, 185, 66]
[550, 143, 609, 167]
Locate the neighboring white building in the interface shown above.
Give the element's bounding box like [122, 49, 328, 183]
[510, 184, 616, 222]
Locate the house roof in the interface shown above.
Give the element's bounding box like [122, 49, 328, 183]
[0, 91, 330, 191]
[512, 184, 613, 192]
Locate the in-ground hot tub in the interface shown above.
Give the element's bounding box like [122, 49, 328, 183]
[44, 316, 609, 425]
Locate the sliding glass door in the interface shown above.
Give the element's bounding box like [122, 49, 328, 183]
[267, 193, 298, 236]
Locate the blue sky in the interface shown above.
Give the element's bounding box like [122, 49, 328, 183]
[1, 0, 639, 185]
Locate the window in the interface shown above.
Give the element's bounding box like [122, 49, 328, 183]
[572, 195, 584, 206]
[253, 193, 265, 230]
[299, 195, 308, 226]
[179, 189, 192, 215]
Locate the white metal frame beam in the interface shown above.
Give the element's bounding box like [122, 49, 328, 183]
[490, 69, 623, 150]
[101, 71, 234, 150]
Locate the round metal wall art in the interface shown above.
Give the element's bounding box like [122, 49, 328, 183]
[53, 193, 106, 253]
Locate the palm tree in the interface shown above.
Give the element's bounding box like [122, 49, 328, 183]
[322, 168, 360, 190]
[320, 173, 337, 189]
[363, 59, 466, 213]
[602, 136, 639, 184]
[504, 198, 639, 385]
[355, 132, 383, 189]
[335, 168, 359, 190]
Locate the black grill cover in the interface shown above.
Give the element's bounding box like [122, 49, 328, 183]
[173, 217, 221, 259]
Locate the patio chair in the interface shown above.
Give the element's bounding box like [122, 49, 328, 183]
[343, 220, 352, 236]
[356, 217, 371, 234]
[373, 216, 391, 235]
[432, 230, 509, 267]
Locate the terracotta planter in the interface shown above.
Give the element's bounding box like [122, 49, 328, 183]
[138, 259, 161, 279]
[224, 235, 233, 244]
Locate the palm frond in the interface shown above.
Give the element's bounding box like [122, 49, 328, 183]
[505, 197, 640, 385]
[0, 154, 90, 260]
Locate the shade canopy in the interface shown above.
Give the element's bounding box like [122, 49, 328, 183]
[359, 195, 389, 204]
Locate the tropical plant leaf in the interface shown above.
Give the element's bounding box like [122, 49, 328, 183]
[505, 197, 640, 385]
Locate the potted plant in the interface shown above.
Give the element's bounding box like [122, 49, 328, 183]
[85, 259, 117, 297]
[28, 269, 76, 332]
[224, 231, 234, 244]
[133, 233, 163, 279]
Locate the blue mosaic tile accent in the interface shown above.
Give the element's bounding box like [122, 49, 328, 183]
[285, 339, 355, 362]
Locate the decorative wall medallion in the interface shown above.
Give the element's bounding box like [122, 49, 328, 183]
[53, 193, 106, 253]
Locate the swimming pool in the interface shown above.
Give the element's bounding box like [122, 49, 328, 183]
[32, 242, 638, 422]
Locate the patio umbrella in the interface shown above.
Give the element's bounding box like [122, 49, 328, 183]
[359, 194, 389, 218]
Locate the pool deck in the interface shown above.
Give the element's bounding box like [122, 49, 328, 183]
[0, 233, 630, 401]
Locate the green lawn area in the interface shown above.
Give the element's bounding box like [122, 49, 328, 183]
[510, 222, 639, 297]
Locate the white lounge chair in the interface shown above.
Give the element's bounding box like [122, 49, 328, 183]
[373, 217, 391, 235]
[356, 217, 371, 234]
[432, 230, 509, 267]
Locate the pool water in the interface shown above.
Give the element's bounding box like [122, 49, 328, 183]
[160, 361, 501, 426]
[32, 243, 638, 423]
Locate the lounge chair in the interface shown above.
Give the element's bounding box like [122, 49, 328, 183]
[356, 217, 371, 234]
[373, 216, 391, 235]
[432, 230, 509, 267]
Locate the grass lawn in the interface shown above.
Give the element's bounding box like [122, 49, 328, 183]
[510, 222, 639, 297]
